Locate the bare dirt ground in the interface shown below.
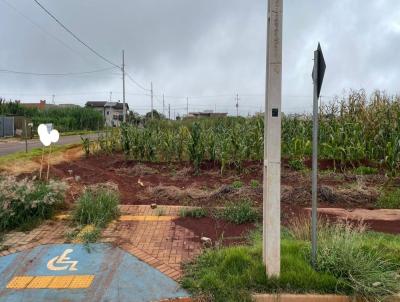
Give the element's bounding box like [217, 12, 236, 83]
[44, 152, 399, 234]
[50, 153, 388, 207]
[4, 151, 399, 235]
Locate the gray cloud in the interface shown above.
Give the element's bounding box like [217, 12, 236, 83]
[0, 0, 399, 116]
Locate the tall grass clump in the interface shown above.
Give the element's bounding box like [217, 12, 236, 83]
[216, 199, 260, 224]
[73, 187, 120, 228]
[0, 175, 67, 231]
[376, 188, 400, 209]
[288, 216, 400, 301]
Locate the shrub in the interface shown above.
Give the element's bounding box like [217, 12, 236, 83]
[0, 176, 67, 231]
[73, 187, 120, 228]
[354, 166, 378, 175]
[231, 180, 243, 189]
[250, 179, 260, 189]
[376, 188, 400, 209]
[179, 207, 207, 218]
[217, 200, 260, 224]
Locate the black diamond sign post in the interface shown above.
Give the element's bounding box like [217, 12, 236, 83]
[311, 43, 326, 268]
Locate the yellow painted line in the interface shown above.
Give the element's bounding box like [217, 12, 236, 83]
[55, 214, 70, 220]
[119, 215, 145, 221]
[6, 275, 95, 289]
[55, 214, 179, 222]
[119, 215, 177, 221]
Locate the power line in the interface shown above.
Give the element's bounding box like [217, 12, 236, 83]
[0, 0, 100, 66]
[0, 67, 116, 77]
[32, 0, 120, 68]
[125, 72, 149, 91]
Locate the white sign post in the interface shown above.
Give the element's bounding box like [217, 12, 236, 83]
[263, 0, 283, 277]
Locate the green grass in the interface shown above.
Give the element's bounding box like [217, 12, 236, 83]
[250, 179, 260, 189]
[182, 231, 345, 302]
[215, 200, 260, 224]
[376, 188, 400, 209]
[73, 188, 120, 228]
[354, 166, 378, 175]
[183, 221, 400, 302]
[0, 143, 79, 167]
[231, 180, 243, 189]
[61, 130, 98, 136]
[179, 207, 208, 218]
[288, 158, 305, 171]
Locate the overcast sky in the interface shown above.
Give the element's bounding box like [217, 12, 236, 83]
[1, 0, 399, 116]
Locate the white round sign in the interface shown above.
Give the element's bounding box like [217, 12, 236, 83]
[50, 130, 60, 143]
[38, 124, 48, 137]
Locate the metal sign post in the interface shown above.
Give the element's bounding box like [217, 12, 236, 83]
[311, 43, 326, 267]
[263, 0, 283, 277]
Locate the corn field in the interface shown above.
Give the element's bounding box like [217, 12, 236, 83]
[96, 90, 400, 174]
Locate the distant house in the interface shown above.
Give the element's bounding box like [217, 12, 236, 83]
[85, 101, 129, 127]
[187, 110, 228, 118]
[17, 100, 80, 110]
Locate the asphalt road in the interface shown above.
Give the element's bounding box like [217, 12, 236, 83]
[0, 133, 100, 157]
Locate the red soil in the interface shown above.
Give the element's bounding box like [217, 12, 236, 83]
[50, 153, 400, 235]
[174, 217, 256, 246]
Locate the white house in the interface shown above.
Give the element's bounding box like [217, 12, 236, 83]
[85, 101, 129, 127]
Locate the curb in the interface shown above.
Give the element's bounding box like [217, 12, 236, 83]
[253, 294, 400, 302]
[253, 295, 350, 302]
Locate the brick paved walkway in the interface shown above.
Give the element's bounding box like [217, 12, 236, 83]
[0, 205, 202, 281]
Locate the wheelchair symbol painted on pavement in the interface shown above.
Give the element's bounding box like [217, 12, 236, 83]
[47, 249, 78, 271]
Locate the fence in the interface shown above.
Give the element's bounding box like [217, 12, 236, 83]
[0, 116, 14, 137]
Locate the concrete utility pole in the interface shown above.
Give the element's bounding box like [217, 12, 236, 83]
[263, 0, 283, 277]
[109, 91, 112, 102]
[186, 97, 189, 116]
[122, 50, 126, 122]
[235, 94, 239, 117]
[168, 104, 171, 120]
[52, 94, 55, 105]
[150, 82, 154, 119]
[163, 94, 165, 116]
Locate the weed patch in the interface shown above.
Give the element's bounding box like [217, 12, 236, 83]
[73, 187, 120, 228]
[215, 200, 260, 224]
[288, 158, 305, 171]
[250, 179, 260, 189]
[231, 180, 243, 189]
[179, 208, 208, 218]
[354, 166, 378, 175]
[0, 176, 67, 232]
[376, 188, 400, 209]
